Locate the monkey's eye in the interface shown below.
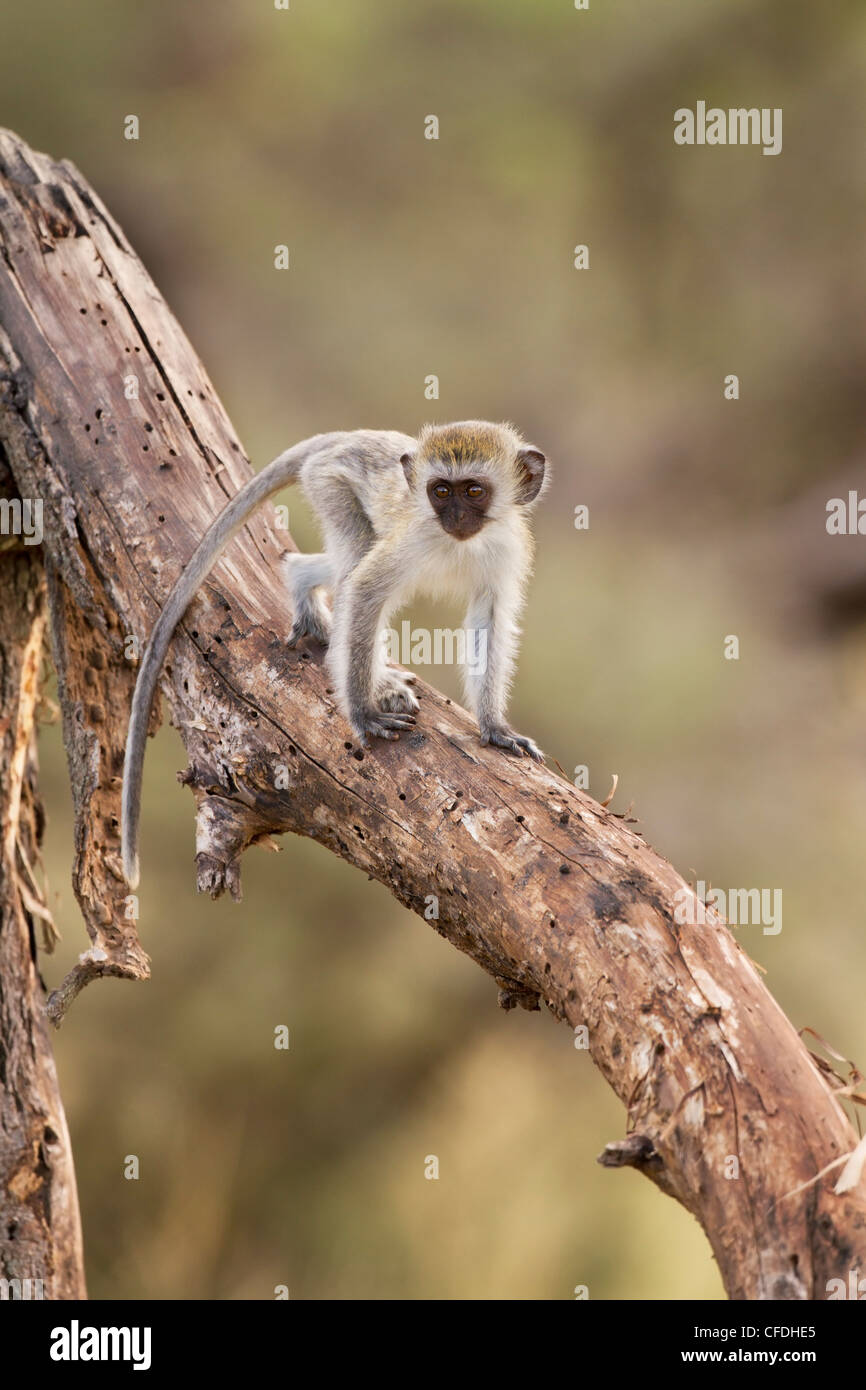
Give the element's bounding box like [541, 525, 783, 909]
[432, 483, 451, 499]
[466, 484, 485, 499]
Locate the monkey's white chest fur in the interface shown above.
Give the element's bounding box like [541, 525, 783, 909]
[401, 515, 528, 606]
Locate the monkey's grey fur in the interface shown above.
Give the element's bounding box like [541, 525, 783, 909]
[122, 422, 548, 888]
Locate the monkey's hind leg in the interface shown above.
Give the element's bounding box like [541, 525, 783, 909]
[283, 553, 334, 647]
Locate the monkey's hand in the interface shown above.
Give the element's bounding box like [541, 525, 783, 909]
[480, 722, 545, 764]
[376, 669, 420, 716]
[353, 706, 417, 748]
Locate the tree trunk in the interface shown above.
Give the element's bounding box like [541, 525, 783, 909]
[0, 127, 863, 1301]
[0, 461, 86, 1299]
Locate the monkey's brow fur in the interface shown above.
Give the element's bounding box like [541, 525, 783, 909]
[121, 421, 547, 889]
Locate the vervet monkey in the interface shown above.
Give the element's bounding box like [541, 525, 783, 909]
[122, 421, 548, 888]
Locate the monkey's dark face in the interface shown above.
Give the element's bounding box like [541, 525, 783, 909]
[426, 476, 491, 540]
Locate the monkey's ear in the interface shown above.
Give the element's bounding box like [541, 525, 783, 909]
[400, 451, 416, 483]
[515, 448, 546, 504]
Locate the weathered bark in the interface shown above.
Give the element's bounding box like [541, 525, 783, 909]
[0, 127, 864, 1301]
[0, 458, 86, 1299]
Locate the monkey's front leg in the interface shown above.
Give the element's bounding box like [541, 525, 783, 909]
[332, 547, 417, 747]
[463, 591, 544, 763]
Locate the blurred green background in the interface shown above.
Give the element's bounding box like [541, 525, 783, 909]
[5, 0, 866, 1298]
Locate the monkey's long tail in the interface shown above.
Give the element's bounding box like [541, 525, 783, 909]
[121, 432, 345, 889]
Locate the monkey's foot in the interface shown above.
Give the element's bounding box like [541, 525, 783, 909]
[481, 723, 545, 763]
[376, 671, 420, 715]
[353, 707, 417, 747]
[287, 608, 331, 648]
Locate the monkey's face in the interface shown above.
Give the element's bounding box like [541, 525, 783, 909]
[426, 476, 491, 540]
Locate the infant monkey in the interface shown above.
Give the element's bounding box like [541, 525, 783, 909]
[122, 421, 548, 887]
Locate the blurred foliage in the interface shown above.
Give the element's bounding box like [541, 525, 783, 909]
[4, 0, 865, 1298]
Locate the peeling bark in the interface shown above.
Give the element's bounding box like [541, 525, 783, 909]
[0, 127, 864, 1300]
